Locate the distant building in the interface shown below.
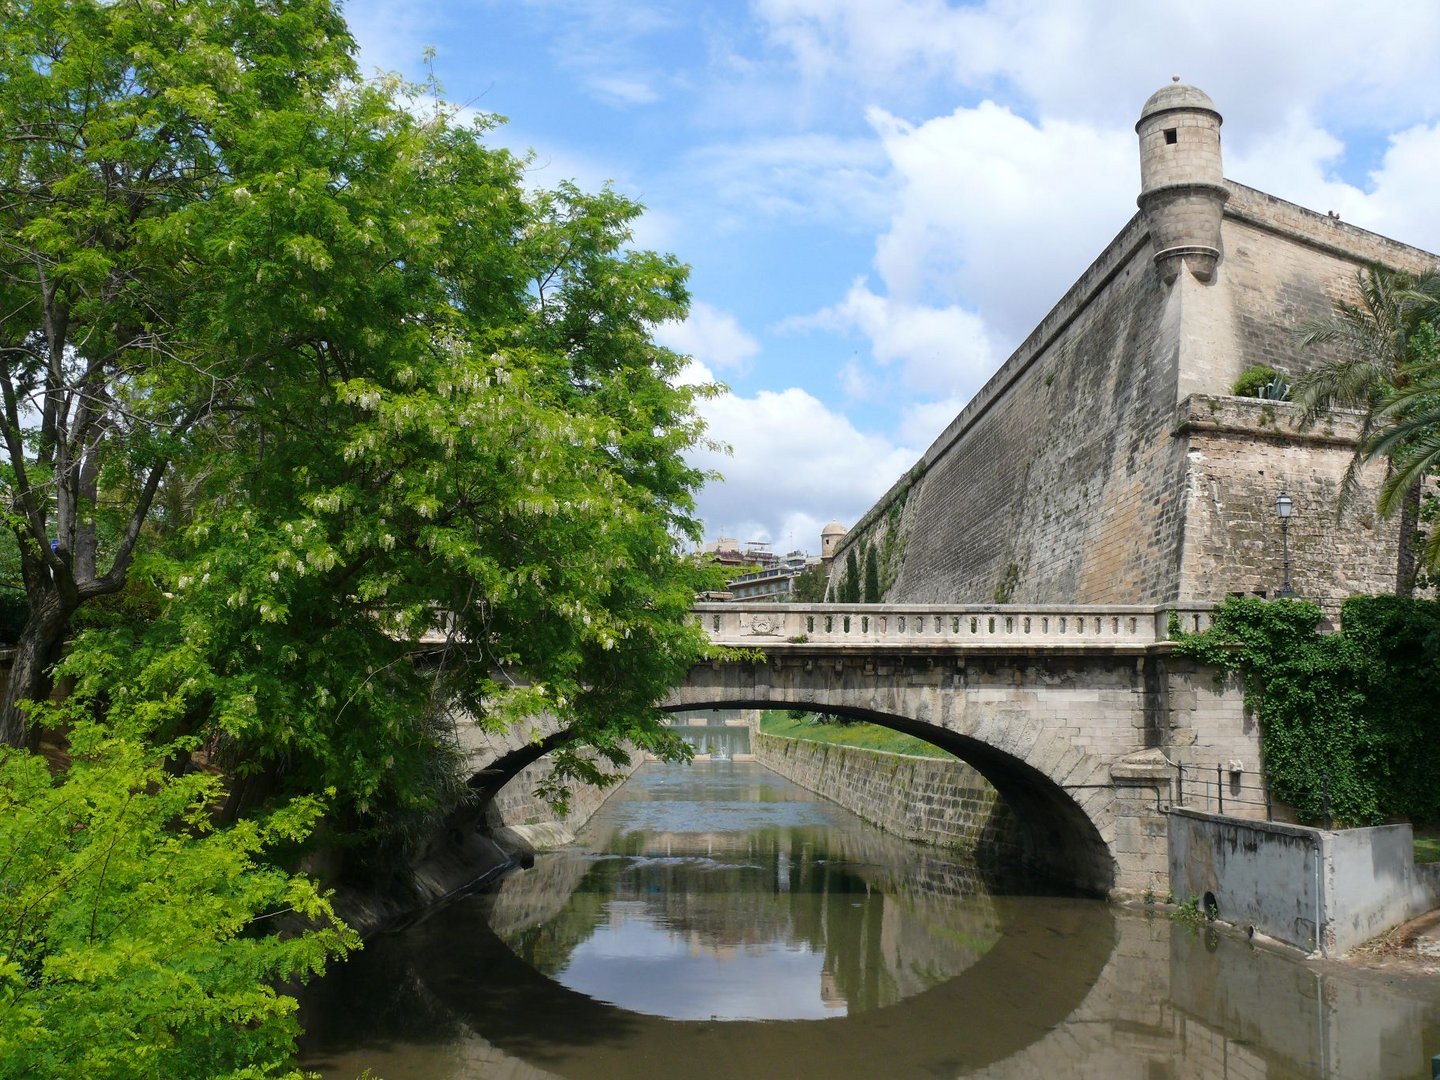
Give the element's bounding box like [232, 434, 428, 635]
[697, 524, 846, 601]
[727, 550, 815, 601]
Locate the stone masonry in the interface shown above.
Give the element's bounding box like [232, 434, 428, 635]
[752, 731, 1022, 859]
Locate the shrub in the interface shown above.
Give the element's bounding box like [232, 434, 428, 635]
[1232, 365, 1281, 397]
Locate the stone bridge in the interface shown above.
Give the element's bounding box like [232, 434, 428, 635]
[455, 600, 1263, 898]
[664, 602, 1264, 898]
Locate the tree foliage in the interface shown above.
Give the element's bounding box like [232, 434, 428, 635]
[0, 0, 728, 1066]
[0, 0, 358, 743]
[833, 548, 861, 603]
[0, 0, 724, 855]
[862, 545, 881, 603]
[0, 718, 357, 1079]
[1294, 264, 1440, 590]
[787, 562, 828, 603]
[1173, 595, 1440, 826]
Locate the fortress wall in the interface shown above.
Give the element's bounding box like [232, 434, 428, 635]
[1217, 192, 1436, 389]
[1175, 396, 1401, 607]
[834, 177, 1438, 609]
[837, 225, 1196, 605]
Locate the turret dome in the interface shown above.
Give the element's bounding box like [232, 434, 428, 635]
[1137, 78, 1220, 129]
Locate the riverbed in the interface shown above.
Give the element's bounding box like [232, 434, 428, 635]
[299, 761, 1440, 1078]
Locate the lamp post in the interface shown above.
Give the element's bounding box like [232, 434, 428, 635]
[1275, 491, 1295, 598]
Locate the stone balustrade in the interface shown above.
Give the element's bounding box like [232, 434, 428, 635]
[694, 602, 1216, 650]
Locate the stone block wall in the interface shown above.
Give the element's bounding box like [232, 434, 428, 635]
[833, 222, 1192, 608]
[753, 731, 1021, 858]
[1175, 395, 1404, 609]
[488, 751, 642, 842]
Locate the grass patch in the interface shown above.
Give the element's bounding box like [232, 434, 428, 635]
[1415, 828, 1440, 864]
[759, 710, 955, 759]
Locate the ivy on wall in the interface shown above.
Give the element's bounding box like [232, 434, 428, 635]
[1173, 595, 1440, 827]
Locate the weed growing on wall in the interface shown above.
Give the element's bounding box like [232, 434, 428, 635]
[1173, 595, 1440, 827]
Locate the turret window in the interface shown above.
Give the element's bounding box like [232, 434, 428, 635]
[1164, 128, 1178, 145]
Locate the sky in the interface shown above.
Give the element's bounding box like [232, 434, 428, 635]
[343, 0, 1440, 556]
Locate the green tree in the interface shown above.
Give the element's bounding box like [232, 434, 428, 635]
[0, 718, 356, 1078]
[788, 562, 828, 603]
[0, 0, 356, 744]
[862, 545, 882, 603]
[840, 548, 861, 603]
[0, 0, 723, 842]
[1295, 264, 1440, 593]
[1364, 326, 1440, 576]
[23, 68, 717, 859]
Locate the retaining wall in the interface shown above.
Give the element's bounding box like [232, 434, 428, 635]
[1168, 808, 1440, 956]
[487, 751, 643, 849]
[753, 731, 1020, 857]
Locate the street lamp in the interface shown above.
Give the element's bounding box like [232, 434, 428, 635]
[1275, 491, 1296, 598]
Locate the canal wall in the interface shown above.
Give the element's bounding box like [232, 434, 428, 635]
[1168, 808, 1440, 956]
[487, 750, 643, 849]
[754, 731, 1022, 857]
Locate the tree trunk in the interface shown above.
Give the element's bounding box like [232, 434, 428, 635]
[0, 596, 73, 747]
[1395, 477, 1423, 597]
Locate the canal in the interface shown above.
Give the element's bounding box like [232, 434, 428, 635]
[300, 761, 1440, 1078]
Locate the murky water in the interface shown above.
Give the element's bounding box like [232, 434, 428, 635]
[300, 762, 1440, 1079]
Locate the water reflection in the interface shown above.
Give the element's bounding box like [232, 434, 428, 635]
[300, 763, 1440, 1079]
[494, 764, 1007, 1019]
[664, 710, 752, 759]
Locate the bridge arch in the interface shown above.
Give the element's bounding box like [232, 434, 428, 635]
[663, 686, 1117, 895]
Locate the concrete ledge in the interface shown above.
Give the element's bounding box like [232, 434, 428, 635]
[1169, 808, 1438, 957]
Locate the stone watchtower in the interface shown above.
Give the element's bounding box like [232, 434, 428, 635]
[1135, 77, 1228, 285]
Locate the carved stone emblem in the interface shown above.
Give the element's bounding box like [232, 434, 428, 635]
[748, 614, 780, 636]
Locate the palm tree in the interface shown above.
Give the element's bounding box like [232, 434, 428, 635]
[1294, 264, 1440, 594]
[1365, 340, 1440, 577]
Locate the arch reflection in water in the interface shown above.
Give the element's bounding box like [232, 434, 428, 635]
[491, 763, 1014, 1020]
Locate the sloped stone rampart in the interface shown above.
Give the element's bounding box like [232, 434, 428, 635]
[833, 179, 1438, 613]
[754, 731, 1021, 858]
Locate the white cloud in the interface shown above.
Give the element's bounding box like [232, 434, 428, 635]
[865, 102, 1134, 340]
[1224, 117, 1440, 256]
[896, 395, 965, 445]
[785, 279, 997, 400]
[655, 302, 761, 374]
[588, 75, 661, 107]
[679, 134, 890, 233]
[1351, 123, 1440, 253]
[753, 0, 1440, 137]
[690, 385, 918, 550]
[781, 101, 1130, 404]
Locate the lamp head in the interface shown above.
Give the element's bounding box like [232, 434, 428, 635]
[1275, 492, 1293, 519]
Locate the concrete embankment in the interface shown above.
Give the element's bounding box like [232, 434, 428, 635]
[753, 731, 1021, 858]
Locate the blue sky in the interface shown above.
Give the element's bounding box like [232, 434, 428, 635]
[344, 0, 1440, 555]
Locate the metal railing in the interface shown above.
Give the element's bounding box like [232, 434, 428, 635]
[1174, 761, 1274, 819]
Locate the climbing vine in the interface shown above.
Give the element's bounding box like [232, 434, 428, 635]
[1172, 595, 1440, 826]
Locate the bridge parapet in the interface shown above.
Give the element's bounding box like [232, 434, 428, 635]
[695, 602, 1217, 651]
